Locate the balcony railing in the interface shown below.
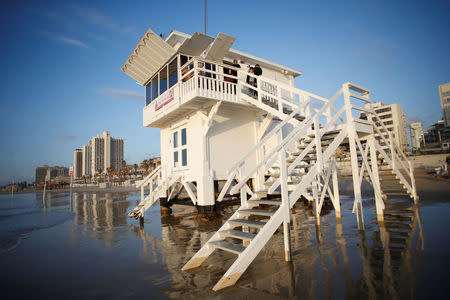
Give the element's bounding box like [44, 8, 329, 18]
[143, 57, 248, 126]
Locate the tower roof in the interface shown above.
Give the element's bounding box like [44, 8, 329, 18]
[122, 29, 302, 85]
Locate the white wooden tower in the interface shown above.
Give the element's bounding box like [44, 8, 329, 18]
[121, 29, 418, 290]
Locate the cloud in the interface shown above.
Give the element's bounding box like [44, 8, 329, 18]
[97, 88, 144, 101]
[74, 6, 116, 29]
[59, 36, 88, 48]
[40, 30, 88, 48]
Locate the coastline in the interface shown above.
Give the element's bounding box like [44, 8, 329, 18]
[0, 185, 139, 195]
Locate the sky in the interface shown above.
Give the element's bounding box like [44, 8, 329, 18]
[0, 0, 449, 185]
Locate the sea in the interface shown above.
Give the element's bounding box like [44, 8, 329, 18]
[0, 189, 449, 299]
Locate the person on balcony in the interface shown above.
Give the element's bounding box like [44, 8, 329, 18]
[231, 59, 240, 84]
[246, 66, 256, 98]
[254, 64, 262, 76]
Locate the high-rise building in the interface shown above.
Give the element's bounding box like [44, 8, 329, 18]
[365, 102, 409, 152]
[73, 149, 83, 178]
[82, 142, 92, 177]
[111, 138, 124, 170]
[76, 131, 124, 177]
[439, 83, 450, 128]
[410, 122, 423, 152]
[91, 135, 105, 175]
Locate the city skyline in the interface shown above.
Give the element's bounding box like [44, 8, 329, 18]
[0, 0, 449, 185]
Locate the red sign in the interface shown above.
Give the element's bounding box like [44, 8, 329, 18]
[69, 166, 73, 177]
[155, 89, 174, 111]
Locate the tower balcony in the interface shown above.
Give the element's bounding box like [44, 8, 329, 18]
[143, 57, 249, 128]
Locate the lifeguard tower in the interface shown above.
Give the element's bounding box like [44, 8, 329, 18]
[121, 29, 418, 290]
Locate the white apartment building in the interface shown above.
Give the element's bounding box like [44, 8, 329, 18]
[79, 131, 124, 177]
[410, 122, 424, 151]
[73, 149, 83, 178]
[82, 142, 92, 177]
[91, 135, 105, 175]
[365, 102, 409, 152]
[439, 83, 450, 128]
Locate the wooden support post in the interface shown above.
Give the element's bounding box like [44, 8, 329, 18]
[369, 137, 384, 222]
[332, 158, 341, 220]
[409, 161, 418, 204]
[389, 132, 396, 170]
[313, 176, 320, 226]
[279, 146, 291, 261]
[343, 85, 364, 230]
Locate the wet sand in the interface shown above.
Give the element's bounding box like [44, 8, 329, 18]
[1, 185, 139, 195]
[0, 172, 449, 299]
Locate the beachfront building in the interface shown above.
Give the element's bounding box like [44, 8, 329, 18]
[73, 149, 83, 178]
[77, 131, 124, 177]
[121, 29, 417, 290]
[421, 119, 450, 152]
[82, 142, 92, 177]
[439, 83, 450, 128]
[410, 122, 424, 152]
[365, 102, 409, 152]
[35, 165, 69, 184]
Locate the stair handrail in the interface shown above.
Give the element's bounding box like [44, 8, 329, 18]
[367, 112, 413, 178]
[267, 104, 347, 194]
[374, 139, 414, 193]
[260, 87, 345, 173]
[216, 103, 303, 202]
[229, 87, 345, 195]
[136, 165, 161, 188]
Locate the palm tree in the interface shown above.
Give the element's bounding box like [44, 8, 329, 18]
[140, 159, 148, 170]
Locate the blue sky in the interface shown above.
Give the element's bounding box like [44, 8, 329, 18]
[0, 0, 449, 185]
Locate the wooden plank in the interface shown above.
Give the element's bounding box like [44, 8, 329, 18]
[209, 240, 245, 255]
[228, 219, 267, 229]
[219, 229, 256, 241]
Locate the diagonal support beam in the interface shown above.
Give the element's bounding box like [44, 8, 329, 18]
[204, 101, 222, 136]
[183, 181, 198, 205]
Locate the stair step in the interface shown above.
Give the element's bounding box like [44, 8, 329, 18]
[292, 163, 312, 168]
[238, 209, 275, 217]
[209, 240, 245, 255]
[390, 237, 407, 245]
[219, 229, 256, 241]
[380, 183, 403, 187]
[248, 199, 282, 206]
[383, 221, 412, 229]
[384, 192, 411, 195]
[291, 149, 315, 156]
[379, 174, 397, 177]
[229, 218, 267, 229]
[379, 178, 399, 182]
[384, 212, 413, 217]
[384, 215, 413, 221]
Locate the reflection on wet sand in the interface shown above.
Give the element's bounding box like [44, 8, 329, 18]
[72, 192, 132, 246]
[131, 199, 424, 298]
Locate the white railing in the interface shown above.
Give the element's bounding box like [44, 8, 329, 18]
[136, 165, 161, 204]
[368, 114, 417, 199]
[179, 57, 240, 104]
[218, 83, 349, 200]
